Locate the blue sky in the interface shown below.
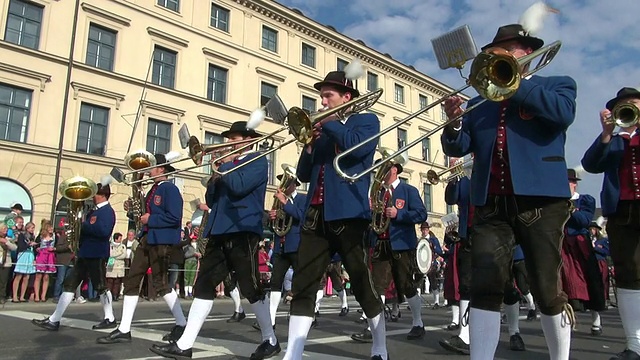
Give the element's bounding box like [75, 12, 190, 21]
[279, 0, 640, 206]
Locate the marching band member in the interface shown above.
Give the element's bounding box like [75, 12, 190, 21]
[285, 68, 387, 360]
[33, 176, 117, 331]
[589, 220, 611, 324]
[98, 154, 186, 344]
[441, 19, 577, 359]
[581, 87, 640, 360]
[424, 223, 444, 308]
[315, 254, 349, 319]
[351, 160, 427, 342]
[512, 245, 537, 321]
[150, 121, 279, 360]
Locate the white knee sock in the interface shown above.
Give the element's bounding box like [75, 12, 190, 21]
[505, 303, 520, 336]
[251, 299, 277, 345]
[338, 289, 348, 309]
[163, 289, 187, 326]
[451, 304, 460, 325]
[407, 295, 423, 327]
[617, 288, 640, 354]
[117, 295, 139, 333]
[314, 289, 323, 313]
[50, 292, 74, 322]
[100, 291, 115, 322]
[540, 312, 572, 360]
[434, 291, 440, 305]
[230, 288, 243, 313]
[367, 314, 388, 359]
[185, 285, 192, 295]
[469, 308, 500, 360]
[282, 315, 313, 360]
[524, 293, 536, 310]
[591, 311, 601, 328]
[269, 291, 282, 326]
[391, 303, 399, 316]
[176, 298, 213, 351]
[458, 300, 470, 344]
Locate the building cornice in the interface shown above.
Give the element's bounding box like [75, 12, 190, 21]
[296, 82, 316, 94]
[81, 2, 132, 27]
[0, 62, 52, 91]
[140, 100, 186, 124]
[202, 47, 239, 65]
[256, 67, 286, 83]
[71, 81, 126, 109]
[147, 26, 189, 48]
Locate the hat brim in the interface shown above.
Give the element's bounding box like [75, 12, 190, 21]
[313, 80, 360, 98]
[220, 129, 260, 139]
[481, 36, 544, 52]
[606, 93, 640, 111]
[276, 174, 301, 186]
[568, 177, 581, 182]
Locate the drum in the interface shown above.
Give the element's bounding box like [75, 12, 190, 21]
[416, 238, 433, 274]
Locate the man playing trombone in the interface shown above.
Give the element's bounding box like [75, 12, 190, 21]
[284, 69, 388, 360]
[151, 121, 280, 360]
[441, 22, 577, 359]
[98, 153, 187, 345]
[581, 87, 640, 360]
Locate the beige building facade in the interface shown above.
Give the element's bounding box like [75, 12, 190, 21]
[0, 0, 463, 238]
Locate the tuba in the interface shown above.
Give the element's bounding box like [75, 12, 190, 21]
[123, 150, 156, 234]
[370, 147, 408, 234]
[271, 164, 299, 236]
[58, 176, 98, 253]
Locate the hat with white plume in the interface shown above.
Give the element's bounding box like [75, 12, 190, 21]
[481, 1, 559, 51]
[96, 174, 113, 199]
[155, 151, 182, 173]
[313, 59, 364, 98]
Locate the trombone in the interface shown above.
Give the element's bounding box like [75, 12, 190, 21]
[426, 157, 473, 185]
[605, 103, 640, 128]
[334, 40, 563, 183]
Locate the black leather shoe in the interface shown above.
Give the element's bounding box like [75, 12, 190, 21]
[509, 333, 526, 351]
[610, 349, 640, 360]
[315, 311, 320, 317]
[591, 326, 603, 336]
[371, 355, 389, 360]
[355, 316, 367, 324]
[339, 307, 349, 316]
[446, 323, 460, 331]
[96, 329, 132, 344]
[439, 335, 470, 355]
[149, 342, 193, 359]
[227, 311, 246, 323]
[526, 309, 537, 321]
[406, 325, 425, 340]
[93, 319, 118, 330]
[249, 340, 281, 360]
[31, 318, 60, 331]
[162, 324, 186, 342]
[310, 319, 318, 328]
[351, 329, 373, 343]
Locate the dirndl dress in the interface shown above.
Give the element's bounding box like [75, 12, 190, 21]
[14, 248, 36, 274]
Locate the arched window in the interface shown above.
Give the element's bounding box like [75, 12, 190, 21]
[0, 177, 33, 223]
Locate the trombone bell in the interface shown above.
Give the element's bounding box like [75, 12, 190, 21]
[613, 103, 640, 128]
[125, 150, 156, 171]
[426, 170, 441, 185]
[469, 47, 521, 102]
[58, 176, 98, 201]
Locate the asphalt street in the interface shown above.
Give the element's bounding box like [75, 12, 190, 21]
[0, 295, 626, 360]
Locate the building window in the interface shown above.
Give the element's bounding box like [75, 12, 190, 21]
[399, 178, 408, 184]
[260, 142, 275, 185]
[421, 137, 430, 162]
[447, 204, 454, 215]
[419, 94, 428, 109]
[146, 119, 171, 155]
[0, 83, 31, 143]
[397, 128, 407, 150]
[152, 46, 176, 89]
[367, 72, 378, 92]
[210, 4, 229, 32]
[157, 0, 179, 12]
[5, 0, 43, 49]
[76, 103, 109, 156]
[423, 182, 432, 212]
[0, 178, 33, 223]
[441, 104, 448, 122]
[86, 24, 116, 71]
[202, 132, 224, 174]
[394, 84, 404, 104]
[444, 154, 450, 167]
[260, 82, 278, 120]
[302, 95, 316, 113]
[337, 58, 348, 71]
[301, 43, 315, 68]
[207, 64, 227, 103]
[261, 26, 278, 53]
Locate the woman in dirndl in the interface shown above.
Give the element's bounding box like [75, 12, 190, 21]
[12, 222, 36, 302]
[34, 220, 56, 302]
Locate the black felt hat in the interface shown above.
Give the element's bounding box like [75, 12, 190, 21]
[567, 169, 581, 182]
[221, 121, 260, 139]
[481, 24, 544, 51]
[313, 71, 360, 98]
[155, 153, 177, 173]
[276, 173, 301, 186]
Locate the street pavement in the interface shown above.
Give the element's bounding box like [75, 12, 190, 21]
[0, 295, 626, 360]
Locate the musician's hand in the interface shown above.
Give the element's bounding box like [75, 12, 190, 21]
[444, 96, 465, 128]
[275, 189, 287, 205]
[198, 203, 210, 211]
[384, 207, 398, 218]
[600, 109, 615, 142]
[140, 213, 150, 225]
[195, 252, 202, 258]
[123, 199, 131, 212]
[269, 209, 277, 220]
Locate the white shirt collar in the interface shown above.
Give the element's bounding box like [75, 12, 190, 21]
[616, 129, 638, 138]
[390, 178, 401, 189]
[96, 201, 109, 209]
[340, 113, 355, 125]
[237, 149, 256, 161]
[290, 190, 298, 201]
[571, 192, 580, 200]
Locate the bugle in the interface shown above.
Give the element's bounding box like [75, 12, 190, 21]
[605, 103, 640, 128]
[334, 41, 562, 183]
[426, 157, 473, 185]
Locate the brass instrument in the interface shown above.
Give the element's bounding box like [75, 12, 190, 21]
[118, 150, 156, 233]
[606, 103, 640, 128]
[271, 164, 299, 236]
[334, 41, 563, 183]
[370, 147, 408, 234]
[426, 157, 473, 185]
[189, 195, 211, 255]
[58, 176, 98, 253]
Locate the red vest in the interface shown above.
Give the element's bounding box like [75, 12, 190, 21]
[618, 135, 640, 200]
[310, 165, 325, 205]
[488, 102, 515, 195]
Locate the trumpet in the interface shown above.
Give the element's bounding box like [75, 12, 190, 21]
[334, 41, 563, 183]
[426, 157, 473, 185]
[58, 176, 98, 253]
[605, 103, 640, 128]
[271, 164, 298, 236]
[370, 147, 408, 234]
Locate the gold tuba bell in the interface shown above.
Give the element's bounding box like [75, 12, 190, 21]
[271, 163, 299, 236]
[58, 176, 98, 253]
[123, 150, 156, 234]
[370, 147, 408, 234]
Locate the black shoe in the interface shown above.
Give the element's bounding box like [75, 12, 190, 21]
[96, 329, 132, 344]
[432, 304, 440, 310]
[446, 323, 460, 331]
[315, 311, 320, 317]
[31, 318, 60, 331]
[439, 335, 470, 355]
[406, 325, 425, 340]
[355, 316, 367, 324]
[371, 356, 389, 360]
[310, 319, 318, 328]
[162, 325, 186, 342]
[149, 342, 193, 359]
[93, 318, 118, 330]
[249, 340, 281, 360]
[501, 313, 507, 324]
[591, 326, 603, 336]
[351, 329, 373, 343]
[509, 333, 526, 351]
[227, 311, 246, 323]
[339, 307, 349, 316]
[526, 309, 537, 321]
[610, 349, 640, 360]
